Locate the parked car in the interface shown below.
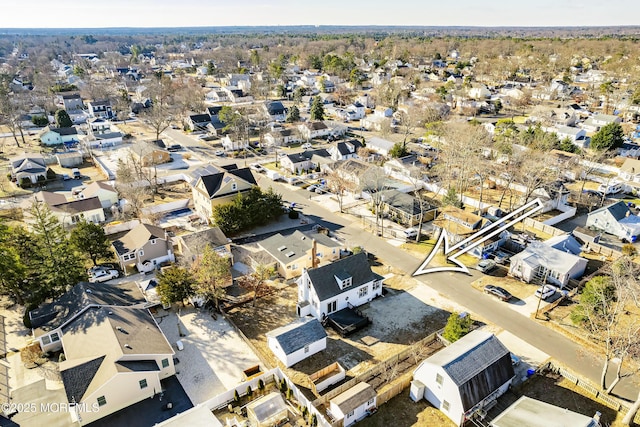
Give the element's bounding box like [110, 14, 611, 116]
[315, 185, 327, 194]
[62, 174, 71, 181]
[475, 259, 497, 273]
[249, 163, 266, 173]
[493, 251, 510, 265]
[88, 269, 120, 283]
[307, 184, 319, 192]
[301, 142, 313, 149]
[534, 284, 557, 300]
[214, 150, 225, 156]
[483, 285, 512, 302]
[72, 168, 81, 179]
[403, 228, 418, 240]
[167, 144, 182, 152]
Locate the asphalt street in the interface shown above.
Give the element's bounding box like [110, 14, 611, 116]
[261, 178, 640, 403]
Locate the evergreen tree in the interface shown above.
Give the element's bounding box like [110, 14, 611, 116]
[156, 266, 196, 307]
[442, 312, 472, 343]
[286, 105, 300, 123]
[54, 109, 73, 128]
[70, 220, 113, 266]
[310, 97, 325, 121]
[590, 122, 624, 151]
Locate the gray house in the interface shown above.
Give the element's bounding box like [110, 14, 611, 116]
[112, 223, 175, 273]
[413, 330, 515, 426]
[585, 200, 640, 242]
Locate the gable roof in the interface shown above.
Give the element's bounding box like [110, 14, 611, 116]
[421, 330, 514, 411]
[266, 317, 327, 355]
[50, 196, 102, 214]
[366, 137, 395, 151]
[265, 100, 286, 116]
[304, 121, 328, 131]
[510, 241, 585, 275]
[29, 281, 145, 334]
[60, 355, 105, 404]
[285, 153, 309, 164]
[305, 253, 382, 302]
[336, 140, 363, 155]
[189, 114, 212, 124]
[259, 230, 340, 265]
[10, 153, 46, 172]
[378, 189, 434, 216]
[112, 223, 167, 255]
[331, 382, 376, 415]
[49, 127, 78, 136]
[178, 227, 229, 253]
[491, 396, 598, 427]
[80, 181, 118, 198]
[196, 167, 257, 198]
[587, 200, 631, 221]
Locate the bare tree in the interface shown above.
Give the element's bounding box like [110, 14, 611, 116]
[193, 245, 231, 312]
[237, 261, 275, 307]
[326, 169, 355, 213]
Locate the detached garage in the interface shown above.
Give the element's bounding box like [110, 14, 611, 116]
[266, 317, 327, 367]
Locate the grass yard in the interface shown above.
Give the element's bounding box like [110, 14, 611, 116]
[400, 239, 478, 267]
[470, 274, 538, 301]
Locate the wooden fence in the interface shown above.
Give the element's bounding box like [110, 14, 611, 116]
[522, 217, 566, 237]
[545, 362, 640, 424]
[376, 372, 413, 406]
[584, 241, 622, 259]
[312, 332, 440, 407]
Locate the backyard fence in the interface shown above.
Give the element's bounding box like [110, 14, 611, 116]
[376, 372, 413, 406]
[522, 217, 566, 237]
[312, 332, 441, 407]
[584, 241, 622, 259]
[543, 362, 640, 424]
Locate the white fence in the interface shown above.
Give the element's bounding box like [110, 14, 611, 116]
[542, 204, 577, 226]
[140, 199, 190, 216]
[103, 219, 140, 235]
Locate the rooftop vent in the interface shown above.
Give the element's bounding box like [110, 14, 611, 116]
[124, 344, 132, 349]
[108, 311, 113, 315]
[285, 251, 295, 258]
[85, 289, 92, 293]
[277, 246, 287, 251]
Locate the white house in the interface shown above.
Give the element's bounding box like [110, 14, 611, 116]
[585, 200, 640, 242]
[264, 128, 302, 147]
[328, 382, 377, 427]
[298, 121, 331, 140]
[412, 330, 515, 427]
[365, 137, 395, 156]
[296, 253, 384, 320]
[581, 113, 621, 133]
[266, 317, 327, 367]
[328, 140, 363, 161]
[509, 237, 588, 288]
[548, 125, 587, 146]
[619, 158, 640, 183]
[221, 135, 249, 152]
[10, 153, 47, 184]
[25, 192, 105, 228]
[360, 114, 391, 132]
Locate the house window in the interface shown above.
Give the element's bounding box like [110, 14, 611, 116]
[139, 379, 148, 389]
[161, 358, 169, 368]
[123, 253, 135, 261]
[328, 300, 337, 313]
[150, 239, 157, 245]
[97, 396, 107, 406]
[316, 252, 323, 258]
[139, 250, 144, 256]
[358, 286, 368, 298]
[373, 281, 381, 291]
[367, 399, 374, 406]
[231, 183, 237, 191]
[304, 345, 310, 354]
[436, 373, 444, 386]
[42, 336, 51, 345]
[442, 400, 450, 412]
[51, 333, 60, 342]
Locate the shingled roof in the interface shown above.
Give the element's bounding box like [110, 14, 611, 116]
[196, 167, 257, 198]
[305, 253, 382, 302]
[266, 317, 326, 355]
[112, 223, 167, 255]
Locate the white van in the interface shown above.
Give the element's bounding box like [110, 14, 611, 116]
[597, 182, 623, 195]
[403, 228, 418, 240]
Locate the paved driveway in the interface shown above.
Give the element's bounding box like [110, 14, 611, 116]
[155, 307, 261, 404]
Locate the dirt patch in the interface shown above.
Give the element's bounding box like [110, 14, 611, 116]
[226, 281, 449, 397]
[471, 274, 539, 301]
[358, 391, 456, 427]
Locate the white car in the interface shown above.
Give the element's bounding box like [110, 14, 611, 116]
[89, 269, 120, 283]
[301, 143, 313, 149]
[307, 184, 319, 192]
[214, 150, 225, 156]
[534, 284, 557, 300]
[249, 163, 266, 173]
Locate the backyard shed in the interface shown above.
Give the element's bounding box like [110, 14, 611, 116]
[246, 392, 289, 427]
[266, 317, 327, 367]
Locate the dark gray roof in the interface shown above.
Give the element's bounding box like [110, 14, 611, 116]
[588, 200, 632, 221]
[258, 230, 340, 264]
[115, 360, 160, 373]
[267, 317, 326, 355]
[197, 167, 257, 198]
[189, 114, 212, 124]
[423, 330, 514, 411]
[206, 106, 223, 116]
[61, 355, 105, 403]
[266, 100, 287, 116]
[336, 140, 363, 155]
[50, 127, 78, 136]
[286, 153, 308, 164]
[305, 253, 382, 302]
[29, 281, 145, 333]
[50, 196, 102, 214]
[379, 189, 434, 216]
[303, 149, 331, 159]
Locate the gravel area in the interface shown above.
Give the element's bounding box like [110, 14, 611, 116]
[155, 306, 261, 404]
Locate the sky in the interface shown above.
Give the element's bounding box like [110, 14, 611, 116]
[0, 0, 638, 28]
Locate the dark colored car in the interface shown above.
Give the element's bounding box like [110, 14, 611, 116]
[483, 285, 513, 302]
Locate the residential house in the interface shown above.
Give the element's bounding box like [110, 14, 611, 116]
[383, 154, 430, 183]
[87, 99, 114, 119]
[266, 317, 327, 367]
[467, 84, 491, 99]
[296, 253, 384, 320]
[328, 139, 363, 161]
[258, 230, 341, 279]
[59, 306, 175, 425]
[328, 382, 377, 427]
[130, 142, 171, 167]
[509, 237, 588, 287]
[221, 135, 249, 152]
[25, 192, 105, 227]
[264, 100, 287, 122]
[56, 151, 83, 168]
[412, 330, 515, 427]
[56, 93, 84, 111]
[29, 281, 145, 353]
[581, 113, 621, 133]
[206, 106, 227, 136]
[377, 189, 437, 226]
[10, 153, 47, 184]
[281, 153, 313, 174]
[433, 206, 503, 258]
[39, 126, 79, 146]
[191, 167, 257, 221]
[223, 86, 253, 103]
[490, 396, 601, 427]
[298, 121, 331, 140]
[187, 114, 212, 132]
[112, 223, 175, 273]
[84, 118, 123, 148]
[264, 128, 302, 147]
[585, 200, 640, 241]
[365, 137, 395, 157]
[330, 159, 382, 192]
[548, 125, 588, 148]
[360, 114, 391, 132]
[619, 158, 640, 183]
[79, 181, 119, 209]
[175, 227, 232, 262]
